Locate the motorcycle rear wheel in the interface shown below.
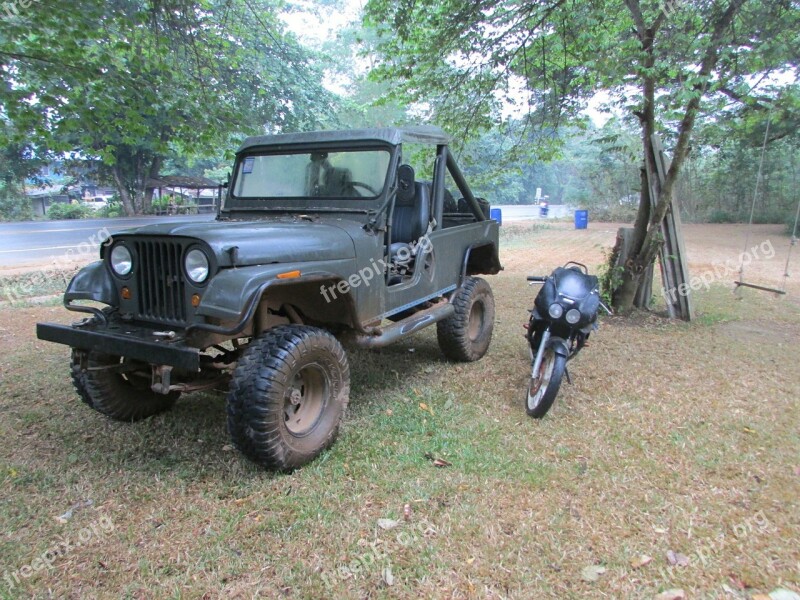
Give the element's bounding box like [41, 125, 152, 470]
[525, 348, 566, 418]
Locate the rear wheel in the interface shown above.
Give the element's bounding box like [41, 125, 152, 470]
[70, 351, 179, 421]
[525, 348, 566, 418]
[437, 277, 495, 362]
[226, 325, 350, 471]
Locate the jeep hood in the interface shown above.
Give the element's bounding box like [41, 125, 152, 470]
[115, 220, 356, 266]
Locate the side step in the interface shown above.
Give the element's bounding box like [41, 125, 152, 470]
[345, 301, 455, 349]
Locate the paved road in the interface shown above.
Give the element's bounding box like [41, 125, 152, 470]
[0, 205, 571, 269]
[0, 215, 214, 268]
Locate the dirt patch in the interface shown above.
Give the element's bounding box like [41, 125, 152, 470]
[716, 319, 800, 346]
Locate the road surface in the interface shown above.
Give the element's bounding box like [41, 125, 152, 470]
[0, 215, 214, 269]
[0, 205, 570, 269]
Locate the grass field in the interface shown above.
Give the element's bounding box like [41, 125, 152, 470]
[0, 223, 798, 599]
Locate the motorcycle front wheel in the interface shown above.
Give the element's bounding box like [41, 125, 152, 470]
[525, 348, 566, 418]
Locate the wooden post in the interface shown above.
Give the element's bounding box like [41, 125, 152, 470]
[648, 134, 695, 321]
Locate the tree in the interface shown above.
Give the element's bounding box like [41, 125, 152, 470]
[364, 0, 800, 312]
[0, 0, 336, 216]
[0, 121, 42, 221]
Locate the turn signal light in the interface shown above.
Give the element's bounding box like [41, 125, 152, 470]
[277, 270, 301, 279]
[121, 287, 132, 300]
[191, 294, 202, 307]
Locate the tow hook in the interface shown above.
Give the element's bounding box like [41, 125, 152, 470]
[151, 365, 173, 395]
[71, 348, 88, 371]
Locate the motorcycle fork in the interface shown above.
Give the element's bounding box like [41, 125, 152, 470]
[530, 327, 551, 381]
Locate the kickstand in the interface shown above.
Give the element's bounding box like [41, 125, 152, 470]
[564, 367, 572, 385]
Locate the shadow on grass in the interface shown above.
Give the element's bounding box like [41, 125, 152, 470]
[64, 329, 452, 480]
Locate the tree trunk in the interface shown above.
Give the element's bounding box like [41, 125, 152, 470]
[111, 166, 136, 216]
[141, 155, 162, 214]
[611, 0, 744, 314]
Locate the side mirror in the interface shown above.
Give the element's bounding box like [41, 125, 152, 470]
[397, 164, 415, 202]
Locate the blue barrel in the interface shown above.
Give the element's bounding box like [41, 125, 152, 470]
[575, 209, 588, 229]
[490, 207, 502, 225]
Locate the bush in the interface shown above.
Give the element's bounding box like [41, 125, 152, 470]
[46, 202, 94, 220]
[588, 204, 638, 223]
[0, 184, 34, 221]
[97, 197, 125, 218]
[706, 209, 737, 224]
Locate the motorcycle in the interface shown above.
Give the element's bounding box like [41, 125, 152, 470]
[524, 262, 609, 418]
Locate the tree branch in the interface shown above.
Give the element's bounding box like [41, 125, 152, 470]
[624, 0, 646, 39]
[637, 0, 748, 265]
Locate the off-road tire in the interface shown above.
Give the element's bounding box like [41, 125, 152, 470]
[226, 325, 350, 471]
[69, 351, 179, 421]
[437, 277, 495, 362]
[70, 356, 95, 409]
[525, 349, 566, 419]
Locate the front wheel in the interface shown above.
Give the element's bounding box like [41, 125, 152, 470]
[226, 325, 350, 471]
[70, 352, 179, 421]
[525, 348, 566, 418]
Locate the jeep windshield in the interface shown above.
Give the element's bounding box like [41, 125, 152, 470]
[231, 149, 391, 201]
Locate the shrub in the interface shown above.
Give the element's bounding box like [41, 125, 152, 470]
[588, 204, 638, 223]
[97, 197, 125, 218]
[706, 209, 736, 224]
[0, 184, 34, 221]
[46, 202, 94, 220]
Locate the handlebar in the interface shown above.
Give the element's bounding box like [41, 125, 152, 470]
[526, 276, 547, 282]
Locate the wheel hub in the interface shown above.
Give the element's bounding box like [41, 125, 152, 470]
[289, 388, 302, 405]
[283, 365, 327, 436]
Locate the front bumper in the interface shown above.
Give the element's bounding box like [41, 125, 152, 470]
[36, 321, 200, 372]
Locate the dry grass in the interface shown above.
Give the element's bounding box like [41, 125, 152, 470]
[0, 223, 798, 599]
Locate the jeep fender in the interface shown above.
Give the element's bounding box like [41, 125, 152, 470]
[64, 260, 117, 306]
[460, 241, 502, 283]
[189, 260, 360, 337]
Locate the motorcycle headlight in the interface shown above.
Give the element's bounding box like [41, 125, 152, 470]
[566, 308, 581, 324]
[110, 244, 133, 276]
[548, 303, 564, 319]
[185, 249, 210, 284]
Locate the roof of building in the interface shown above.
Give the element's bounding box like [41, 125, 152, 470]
[146, 176, 220, 189]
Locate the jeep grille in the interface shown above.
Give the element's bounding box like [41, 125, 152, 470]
[133, 239, 187, 325]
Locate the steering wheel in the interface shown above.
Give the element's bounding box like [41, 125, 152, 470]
[351, 181, 379, 196]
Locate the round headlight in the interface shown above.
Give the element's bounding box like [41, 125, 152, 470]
[185, 249, 210, 283]
[548, 303, 564, 319]
[565, 308, 581, 324]
[110, 244, 133, 276]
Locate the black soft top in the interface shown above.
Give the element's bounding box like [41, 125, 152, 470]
[238, 126, 449, 152]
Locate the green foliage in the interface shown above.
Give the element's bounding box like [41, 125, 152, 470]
[0, 182, 33, 221]
[706, 209, 737, 224]
[46, 202, 94, 220]
[678, 103, 800, 223]
[0, 0, 337, 215]
[786, 212, 800, 237]
[597, 248, 624, 307]
[97, 198, 125, 218]
[588, 204, 639, 223]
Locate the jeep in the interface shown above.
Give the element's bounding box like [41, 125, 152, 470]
[37, 126, 502, 470]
